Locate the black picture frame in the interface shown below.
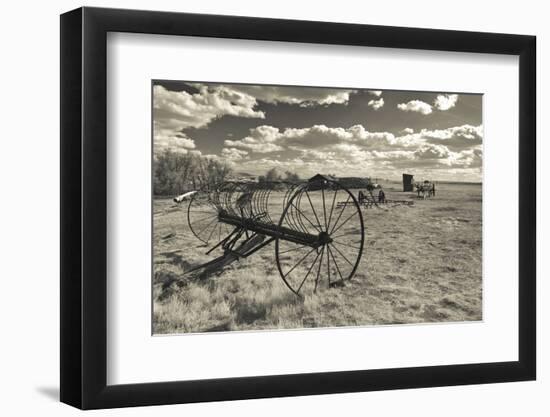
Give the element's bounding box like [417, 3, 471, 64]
[60, 6, 536, 410]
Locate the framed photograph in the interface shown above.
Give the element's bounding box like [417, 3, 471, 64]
[60, 7, 536, 409]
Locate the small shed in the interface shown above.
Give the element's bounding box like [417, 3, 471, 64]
[403, 173, 414, 192]
[308, 173, 336, 183]
[308, 174, 337, 190]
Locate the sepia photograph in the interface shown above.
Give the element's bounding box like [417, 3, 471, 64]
[152, 81, 483, 334]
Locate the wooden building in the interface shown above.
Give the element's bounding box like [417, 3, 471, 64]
[403, 173, 414, 192]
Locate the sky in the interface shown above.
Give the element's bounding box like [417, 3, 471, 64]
[152, 80, 483, 182]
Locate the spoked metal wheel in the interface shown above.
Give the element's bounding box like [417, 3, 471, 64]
[275, 178, 365, 296]
[187, 190, 233, 244]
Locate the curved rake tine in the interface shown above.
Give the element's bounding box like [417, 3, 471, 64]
[284, 188, 301, 232]
[294, 192, 310, 235]
[298, 191, 315, 234]
[285, 195, 301, 233]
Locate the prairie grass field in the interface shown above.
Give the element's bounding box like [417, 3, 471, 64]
[153, 182, 482, 334]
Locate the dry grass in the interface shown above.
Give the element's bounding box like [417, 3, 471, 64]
[152, 182, 482, 334]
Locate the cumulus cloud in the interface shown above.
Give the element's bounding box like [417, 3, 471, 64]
[227, 123, 481, 154]
[224, 125, 285, 153]
[223, 141, 283, 153]
[368, 90, 383, 97]
[367, 97, 384, 110]
[414, 144, 451, 160]
[391, 124, 483, 150]
[154, 85, 264, 130]
[153, 129, 196, 154]
[222, 123, 483, 180]
[422, 124, 483, 150]
[455, 147, 482, 168]
[226, 124, 398, 153]
[396, 95, 458, 115]
[397, 100, 433, 115]
[221, 85, 356, 107]
[221, 147, 249, 161]
[434, 94, 459, 111]
[153, 84, 265, 154]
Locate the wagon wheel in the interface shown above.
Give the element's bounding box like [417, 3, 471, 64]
[275, 179, 365, 296]
[187, 190, 233, 244]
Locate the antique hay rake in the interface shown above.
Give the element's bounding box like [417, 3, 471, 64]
[186, 175, 365, 296]
[333, 184, 413, 211]
[352, 188, 414, 209]
[415, 181, 436, 199]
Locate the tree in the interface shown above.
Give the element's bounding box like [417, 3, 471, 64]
[284, 171, 300, 183]
[153, 150, 233, 196]
[265, 167, 282, 182]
